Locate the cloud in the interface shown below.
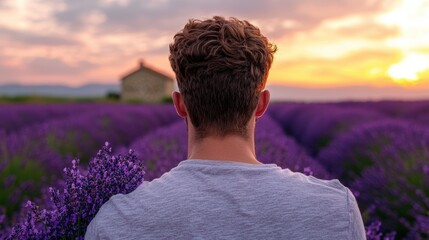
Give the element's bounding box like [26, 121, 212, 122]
[0, 66, 17, 77]
[0, 28, 80, 46]
[0, 54, 30, 84]
[53, 0, 395, 38]
[321, 16, 400, 40]
[336, 22, 399, 40]
[0, 1, 10, 10]
[25, 58, 96, 75]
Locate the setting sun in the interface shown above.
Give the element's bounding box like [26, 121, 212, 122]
[387, 54, 429, 85]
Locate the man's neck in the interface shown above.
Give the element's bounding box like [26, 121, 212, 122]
[187, 134, 262, 165]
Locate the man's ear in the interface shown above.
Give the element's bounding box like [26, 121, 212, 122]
[255, 90, 270, 119]
[172, 91, 187, 118]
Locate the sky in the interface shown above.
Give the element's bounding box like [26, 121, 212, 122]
[0, 0, 429, 92]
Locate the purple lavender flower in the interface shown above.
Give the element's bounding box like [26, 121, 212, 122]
[5, 142, 145, 239]
[366, 220, 396, 240]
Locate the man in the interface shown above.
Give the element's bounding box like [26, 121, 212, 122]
[85, 16, 366, 239]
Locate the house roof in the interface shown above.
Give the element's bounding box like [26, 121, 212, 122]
[120, 60, 175, 81]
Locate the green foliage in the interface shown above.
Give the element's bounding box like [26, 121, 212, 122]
[106, 92, 120, 101]
[161, 96, 173, 103]
[0, 155, 46, 219]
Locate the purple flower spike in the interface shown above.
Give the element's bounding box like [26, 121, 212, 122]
[5, 143, 145, 239]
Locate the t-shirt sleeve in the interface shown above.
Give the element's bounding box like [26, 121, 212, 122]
[346, 188, 367, 240]
[85, 216, 99, 240]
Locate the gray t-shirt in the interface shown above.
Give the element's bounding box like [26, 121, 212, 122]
[85, 159, 366, 240]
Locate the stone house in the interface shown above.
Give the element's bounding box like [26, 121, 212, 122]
[121, 60, 175, 102]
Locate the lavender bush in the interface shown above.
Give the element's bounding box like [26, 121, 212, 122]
[367, 100, 428, 119]
[0, 103, 98, 134]
[3, 142, 145, 239]
[266, 102, 303, 131]
[401, 101, 429, 127]
[2, 104, 177, 169]
[343, 100, 429, 127]
[317, 119, 417, 183]
[129, 120, 187, 181]
[318, 120, 429, 238]
[0, 104, 177, 224]
[269, 103, 388, 156]
[269, 103, 322, 139]
[296, 106, 385, 156]
[350, 130, 429, 239]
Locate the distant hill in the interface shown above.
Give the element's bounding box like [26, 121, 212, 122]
[1, 83, 428, 101]
[267, 84, 429, 102]
[0, 84, 120, 98]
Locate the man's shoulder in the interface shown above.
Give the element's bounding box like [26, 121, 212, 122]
[278, 168, 349, 197]
[85, 183, 151, 239]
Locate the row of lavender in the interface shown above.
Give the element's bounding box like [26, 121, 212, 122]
[269, 101, 429, 239]
[0, 103, 105, 134]
[0, 103, 179, 227]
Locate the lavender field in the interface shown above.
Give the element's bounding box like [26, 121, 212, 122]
[1, 101, 428, 239]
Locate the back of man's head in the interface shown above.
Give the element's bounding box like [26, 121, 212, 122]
[169, 16, 276, 139]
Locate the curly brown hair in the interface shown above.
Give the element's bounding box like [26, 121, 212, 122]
[169, 16, 276, 139]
